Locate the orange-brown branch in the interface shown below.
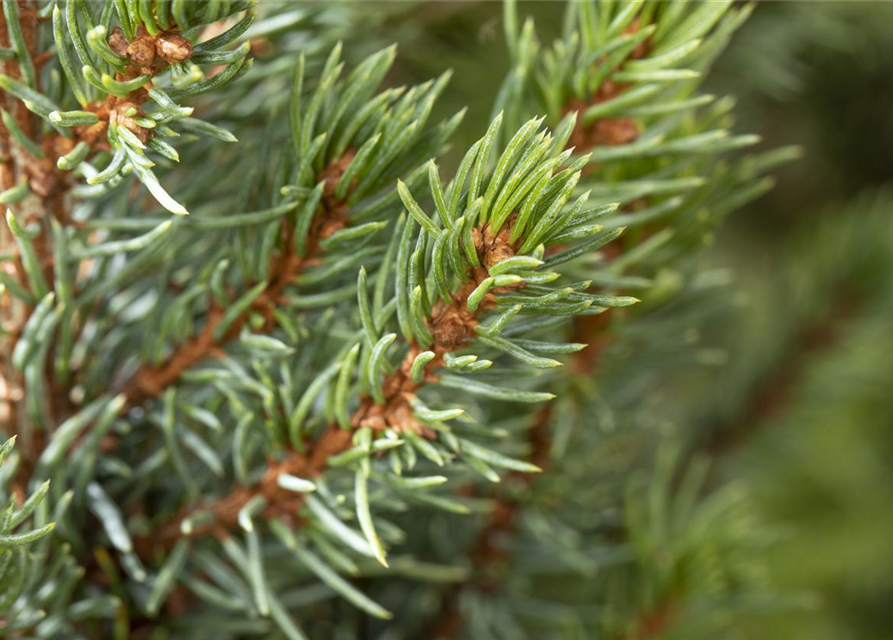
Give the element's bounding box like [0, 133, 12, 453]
[139, 424, 354, 556]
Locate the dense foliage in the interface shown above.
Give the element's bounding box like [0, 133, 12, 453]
[3, 1, 887, 639]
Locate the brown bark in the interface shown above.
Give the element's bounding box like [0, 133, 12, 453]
[138, 424, 354, 556]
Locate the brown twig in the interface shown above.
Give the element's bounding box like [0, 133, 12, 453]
[139, 424, 355, 556]
[352, 220, 518, 435]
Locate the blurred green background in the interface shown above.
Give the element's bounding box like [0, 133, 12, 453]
[372, 2, 893, 638]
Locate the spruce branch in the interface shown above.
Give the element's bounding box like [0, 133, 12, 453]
[121, 0, 791, 615]
[0, 0, 257, 228]
[120, 45, 461, 578]
[107, 4, 790, 633]
[120, 42, 457, 406]
[3, 15, 462, 632]
[425, 312, 613, 638]
[130, 111, 625, 582]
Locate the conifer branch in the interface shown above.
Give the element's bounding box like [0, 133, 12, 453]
[126, 45, 462, 572]
[131, 109, 616, 565]
[426, 312, 615, 638]
[127, 154, 365, 555]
